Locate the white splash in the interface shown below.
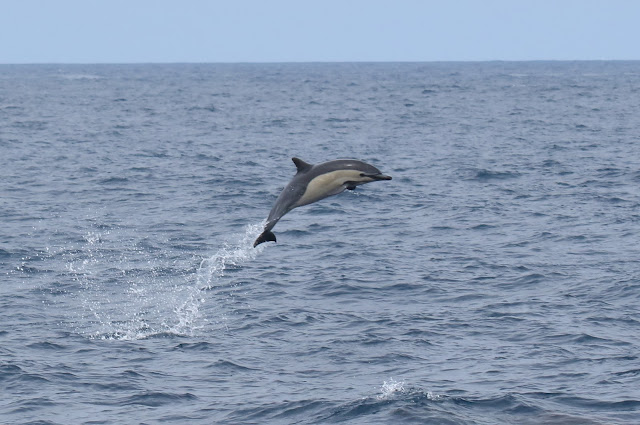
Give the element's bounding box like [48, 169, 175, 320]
[196, 222, 264, 290]
[376, 377, 406, 400]
[425, 391, 442, 401]
[68, 223, 266, 340]
[170, 222, 265, 335]
[373, 378, 443, 402]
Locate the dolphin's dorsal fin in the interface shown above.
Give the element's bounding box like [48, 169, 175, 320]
[292, 157, 313, 173]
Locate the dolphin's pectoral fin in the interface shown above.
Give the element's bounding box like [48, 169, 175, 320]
[345, 181, 357, 190]
[253, 230, 277, 247]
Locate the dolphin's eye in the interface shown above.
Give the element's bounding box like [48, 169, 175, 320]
[359, 173, 365, 177]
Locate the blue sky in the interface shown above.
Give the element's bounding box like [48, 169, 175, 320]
[2, 0, 639, 63]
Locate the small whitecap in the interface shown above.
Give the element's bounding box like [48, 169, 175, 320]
[376, 377, 405, 400]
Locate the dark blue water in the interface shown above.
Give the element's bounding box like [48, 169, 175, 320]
[2, 62, 640, 424]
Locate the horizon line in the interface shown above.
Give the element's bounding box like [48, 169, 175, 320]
[2, 59, 639, 66]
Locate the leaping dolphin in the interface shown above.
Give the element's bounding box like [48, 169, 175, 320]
[254, 157, 392, 247]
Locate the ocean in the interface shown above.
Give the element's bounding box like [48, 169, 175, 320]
[1, 61, 640, 424]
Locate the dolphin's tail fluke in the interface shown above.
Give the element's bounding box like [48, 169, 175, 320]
[253, 230, 276, 247]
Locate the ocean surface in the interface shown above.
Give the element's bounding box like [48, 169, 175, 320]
[2, 61, 640, 424]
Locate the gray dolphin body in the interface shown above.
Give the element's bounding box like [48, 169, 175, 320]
[254, 157, 392, 247]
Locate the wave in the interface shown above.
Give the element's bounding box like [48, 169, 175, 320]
[218, 381, 633, 424]
[121, 391, 198, 407]
[221, 379, 449, 424]
[468, 168, 522, 181]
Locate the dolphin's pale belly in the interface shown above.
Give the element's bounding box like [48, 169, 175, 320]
[294, 170, 364, 207]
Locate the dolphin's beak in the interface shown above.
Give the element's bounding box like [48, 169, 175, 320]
[370, 173, 392, 181]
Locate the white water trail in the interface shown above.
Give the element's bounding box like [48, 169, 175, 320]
[196, 222, 265, 290]
[169, 222, 265, 335]
[69, 223, 266, 340]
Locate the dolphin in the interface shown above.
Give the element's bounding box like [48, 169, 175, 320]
[253, 157, 392, 247]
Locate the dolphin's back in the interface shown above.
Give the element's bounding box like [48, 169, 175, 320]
[311, 159, 382, 177]
[266, 175, 306, 224]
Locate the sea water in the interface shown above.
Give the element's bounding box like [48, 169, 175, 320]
[2, 62, 640, 424]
